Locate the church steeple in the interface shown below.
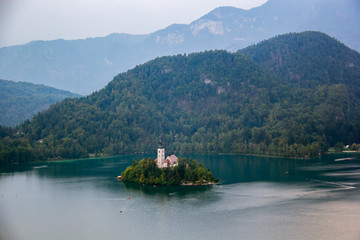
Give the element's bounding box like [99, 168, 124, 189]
[158, 139, 164, 149]
[155, 139, 178, 168]
[157, 139, 165, 168]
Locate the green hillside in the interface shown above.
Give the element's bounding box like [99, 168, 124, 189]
[240, 31, 360, 91]
[240, 31, 360, 145]
[0, 79, 80, 126]
[1, 32, 360, 164]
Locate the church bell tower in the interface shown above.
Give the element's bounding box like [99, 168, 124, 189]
[157, 139, 165, 168]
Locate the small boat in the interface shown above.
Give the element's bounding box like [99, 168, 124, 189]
[117, 176, 122, 180]
[334, 157, 355, 162]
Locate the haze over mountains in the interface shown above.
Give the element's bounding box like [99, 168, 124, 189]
[0, 0, 359, 95]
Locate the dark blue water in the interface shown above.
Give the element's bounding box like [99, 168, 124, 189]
[1, 154, 360, 240]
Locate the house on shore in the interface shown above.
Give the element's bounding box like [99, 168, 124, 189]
[155, 140, 178, 168]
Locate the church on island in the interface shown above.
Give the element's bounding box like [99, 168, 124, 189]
[155, 140, 178, 168]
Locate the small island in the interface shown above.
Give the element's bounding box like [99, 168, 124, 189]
[121, 141, 219, 186]
[121, 157, 219, 186]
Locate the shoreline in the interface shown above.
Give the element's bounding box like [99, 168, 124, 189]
[180, 181, 217, 186]
[218, 151, 360, 159]
[122, 180, 217, 187]
[4, 151, 360, 167]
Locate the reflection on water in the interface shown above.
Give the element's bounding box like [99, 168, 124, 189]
[123, 181, 212, 196]
[0, 153, 359, 240]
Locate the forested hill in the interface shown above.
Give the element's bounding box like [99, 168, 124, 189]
[1, 31, 360, 164]
[0, 79, 80, 127]
[240, 31, 360, 91]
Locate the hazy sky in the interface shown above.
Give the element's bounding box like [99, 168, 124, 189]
[0, 0, 267, 47]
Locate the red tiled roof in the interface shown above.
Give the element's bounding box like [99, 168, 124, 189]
[167, 155, 178, 164]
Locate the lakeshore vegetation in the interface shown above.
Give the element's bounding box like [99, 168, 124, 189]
[1, 32, 360, 165]
[121, 158, 219, 186]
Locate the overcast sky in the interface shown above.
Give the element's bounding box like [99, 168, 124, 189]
[0, 0, 267, 47]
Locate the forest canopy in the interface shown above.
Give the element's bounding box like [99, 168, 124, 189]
[0, 79, 79, 127]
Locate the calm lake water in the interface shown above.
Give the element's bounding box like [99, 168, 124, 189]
[1, 154, 360, 240]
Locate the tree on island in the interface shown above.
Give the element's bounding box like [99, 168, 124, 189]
[121, 158, 219, 186]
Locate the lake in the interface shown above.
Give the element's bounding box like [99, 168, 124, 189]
[1, 154, 360, 240]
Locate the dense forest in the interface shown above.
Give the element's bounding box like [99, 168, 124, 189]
[0, 79, 79, 126]
[1, 31, 360, 164]
[122, 158, 219, 186]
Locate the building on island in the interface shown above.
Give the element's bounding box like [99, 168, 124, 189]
[155, 140, 178, 168]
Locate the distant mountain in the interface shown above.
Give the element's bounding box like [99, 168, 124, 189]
[0, 79, 79, 126]
[0, 0, 358, 95]
[1, 32, 360, 164]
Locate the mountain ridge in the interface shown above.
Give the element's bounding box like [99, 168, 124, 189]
[0, 0, 359, 94]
